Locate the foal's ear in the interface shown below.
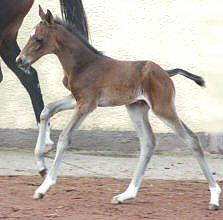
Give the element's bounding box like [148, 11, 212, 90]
[39, 5, 45, 21]
[45, 9, 54, 26]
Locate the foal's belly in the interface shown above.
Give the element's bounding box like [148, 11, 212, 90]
[98, 97, 137, 107]
[97, 87, 141, 107]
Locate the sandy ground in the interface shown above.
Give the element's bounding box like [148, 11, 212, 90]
[1, 146, 223, 219]
[1, 146, 223, 181]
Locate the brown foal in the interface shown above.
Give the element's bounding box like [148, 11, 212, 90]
[17, 6, 221, 210]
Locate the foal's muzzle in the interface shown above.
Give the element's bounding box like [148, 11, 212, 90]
[16, 56, 31, 73]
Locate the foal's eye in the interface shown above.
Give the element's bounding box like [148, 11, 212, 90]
[36, 37, 43, 43]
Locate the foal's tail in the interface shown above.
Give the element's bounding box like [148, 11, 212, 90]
[167, 68, 205, 87]
[59, 0, 89, 41]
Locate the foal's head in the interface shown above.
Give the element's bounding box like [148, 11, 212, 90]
[16, 6, 57, 69]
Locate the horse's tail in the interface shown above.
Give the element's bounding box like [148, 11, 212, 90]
[59, 0, 89, 41]
[167, 68, 205, 87]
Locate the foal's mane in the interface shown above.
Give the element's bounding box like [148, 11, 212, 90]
[54, 17, 103, 56]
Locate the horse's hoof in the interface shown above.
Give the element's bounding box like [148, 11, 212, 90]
[111, 197, 122, 204]
[39, 169, 47, 178]
[33, 192, 44, 199]
[209, 204, 219, 210]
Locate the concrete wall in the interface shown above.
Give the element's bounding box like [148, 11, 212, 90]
[0, 0, 223, 133]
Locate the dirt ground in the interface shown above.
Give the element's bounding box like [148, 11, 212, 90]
[1, 134, 223, 219]
[0, 176, 223, 220]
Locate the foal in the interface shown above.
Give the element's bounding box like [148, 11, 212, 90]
[17, 7, 221, 210]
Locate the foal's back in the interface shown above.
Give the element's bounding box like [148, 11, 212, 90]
[83, 57, 175, 108]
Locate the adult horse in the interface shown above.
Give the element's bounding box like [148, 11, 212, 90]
[0, 0, 88, 147]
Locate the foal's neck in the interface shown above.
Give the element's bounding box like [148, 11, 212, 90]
[55, 25, 99, 75]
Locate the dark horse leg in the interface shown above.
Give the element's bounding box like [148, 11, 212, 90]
[0, 0, 44, 123]
[0, 36, 44, 123]
[0, 36, 55, 149]
[0, 61, 2, 82]
[0, 0, 54, 149]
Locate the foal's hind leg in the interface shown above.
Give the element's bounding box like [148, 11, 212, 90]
[35, 95, 76, 177]
[180, 121, 221, 210]
[153, 105, 221, 210]
[112, 101, 156, 203]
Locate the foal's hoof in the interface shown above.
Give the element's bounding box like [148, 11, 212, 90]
[209, 204, 219, 210]
[33, 192, 44, 199]
[39, 169, 47, 178]
[111, 197, 122, 204]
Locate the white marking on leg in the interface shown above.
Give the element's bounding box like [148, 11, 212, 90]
[209, 184, 221, 206]
[45, 123, 54, 146]
[35, 175, 56, 195]
[113, 183, 138, 203]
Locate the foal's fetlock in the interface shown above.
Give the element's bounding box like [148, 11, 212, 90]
[209, 184, 221, 210]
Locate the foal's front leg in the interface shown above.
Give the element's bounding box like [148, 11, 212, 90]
[35, 95, 76, 177]
[33, 102, 95, 199]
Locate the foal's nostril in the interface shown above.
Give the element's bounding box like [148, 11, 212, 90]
[16, 56, 30, 68]
[16, 57, 23, 66]
[16, 56, 31, 73]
